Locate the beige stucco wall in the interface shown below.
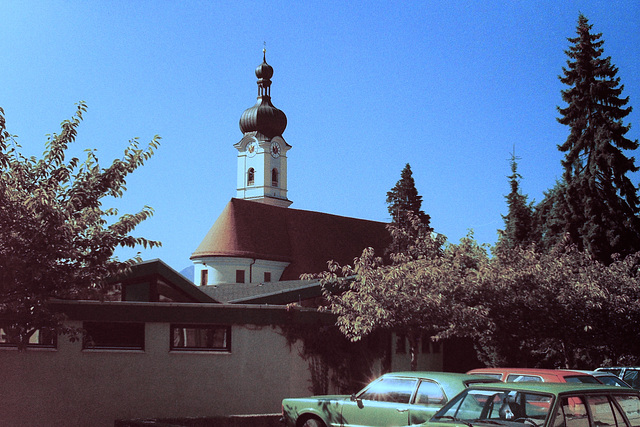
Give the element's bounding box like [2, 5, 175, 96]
[0, 321, 311, 427]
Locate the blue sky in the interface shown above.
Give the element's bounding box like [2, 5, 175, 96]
[2, 1, 639, 273]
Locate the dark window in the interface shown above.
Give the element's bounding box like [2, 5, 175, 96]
[83, 322, 144, 350]
[236, 269, 245, 283]
[200, 269, 208, 286]
[247, 168, 255, 186]
[272, 168, 278, 187]
[421, 334, 430, 353]
[171, 325, 231, 352]
[432, 340, 441, 353]
[264, 272, 271, 282]
[565, 375, 600, 384]
[622, 370, 640, 389]
[396, 334, 406, 354]
[0, 326, 56, 348]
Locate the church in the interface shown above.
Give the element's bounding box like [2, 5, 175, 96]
[189, 50, 390, 302]
[0, 53, 465, 427]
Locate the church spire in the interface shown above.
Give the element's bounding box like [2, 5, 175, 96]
[235, 50, 292, 208]
[239, 49, 287, 139]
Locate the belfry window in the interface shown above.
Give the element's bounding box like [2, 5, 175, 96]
[272, 168, 278, 187]
[247, 168, 255, 186]
[200, 269, 208, 286]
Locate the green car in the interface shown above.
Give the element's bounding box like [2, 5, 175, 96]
[424, 382, 640, 427]
[281, 371, 500, 427]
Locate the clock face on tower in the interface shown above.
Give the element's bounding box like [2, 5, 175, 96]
[246, 141, 258, 157]
[270, 141, 281, 158]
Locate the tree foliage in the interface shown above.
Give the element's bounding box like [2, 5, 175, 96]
[474, 245, 640, 368]
[539, 14, 640, 263]
[317, 235, 640, 370]
[0, 102, 161, 347]
[311, 218, 484, 371]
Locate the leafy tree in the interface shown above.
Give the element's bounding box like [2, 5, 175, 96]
[542, 14, 640, 263]
[312, 225, 485, 371]
[474, 244, 640, 368]
[495, 150, 536, 252]
[386, 163, 433, 256]
[0, 102, 161, 347]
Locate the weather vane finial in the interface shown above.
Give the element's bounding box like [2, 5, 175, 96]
[263, 41, 267, 61]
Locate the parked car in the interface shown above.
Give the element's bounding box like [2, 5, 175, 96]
[280, 371, 500, 427]
[597, 367, 640, 389]
[466, 368, 601, 384]
[573, 370, 633, 388]
[424, 382, 640, 427]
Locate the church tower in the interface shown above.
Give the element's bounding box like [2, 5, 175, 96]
[234, 50, 292, 208]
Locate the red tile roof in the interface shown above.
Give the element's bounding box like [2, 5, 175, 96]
[191, 198, 391, 280]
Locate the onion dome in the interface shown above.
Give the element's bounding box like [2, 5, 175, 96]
[239, 50, 287, 138]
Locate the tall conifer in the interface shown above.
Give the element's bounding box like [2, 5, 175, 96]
[497, 151, 535, 251]
[386, 163, 433, 258]
[542, 14, 640, 262]
[386, 163, 430, 227]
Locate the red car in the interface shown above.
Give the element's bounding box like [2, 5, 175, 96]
[466, 368, 601, 384]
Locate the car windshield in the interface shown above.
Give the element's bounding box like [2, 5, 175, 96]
[431, 388, 553, 427]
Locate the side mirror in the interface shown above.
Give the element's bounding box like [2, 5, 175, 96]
[351, 394, 364, 408]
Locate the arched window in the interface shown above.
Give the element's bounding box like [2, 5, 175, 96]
[272, 168, 278, 187]
[247, 168, 255, 186]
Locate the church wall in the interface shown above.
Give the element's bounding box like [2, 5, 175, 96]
[0, 319, 311, 427]
[194, 257, 289, 286]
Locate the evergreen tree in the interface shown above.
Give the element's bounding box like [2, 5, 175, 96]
[496, 150, 535, 251]
[386, 164, 433, 257]
[543, 14, 640, 263]
[386, 164, 430, 226]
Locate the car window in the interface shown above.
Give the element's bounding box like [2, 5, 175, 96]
[358, 377, 418, 404]
[623, 371, 640, 389]
[599, 368, 622, 377]
[613, 394, 640, 427]
[599, 376, 631, 388]
[565, 376, 601, 384]
[437, 389, 499, 421]
[507, 374, 543, 382]
[470, 373, 503, 380]
[553, 396, 589, 427]
[585, 395, 620, 427]
[414, 380, 446, 406]
[433, 389, 553, 424]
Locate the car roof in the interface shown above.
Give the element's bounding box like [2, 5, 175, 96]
[574, 370, 615, 376]
[385, 371, 496, 380]
[597, 367, 640, 370]
[468, 368, 593, 377]
[467, 381, 639, 395]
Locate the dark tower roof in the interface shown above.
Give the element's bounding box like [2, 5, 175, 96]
[239, 50, 287, 139]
